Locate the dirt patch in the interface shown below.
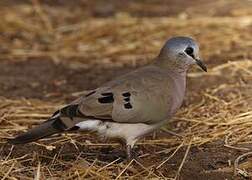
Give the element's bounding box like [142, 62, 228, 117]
[0, 59, 135, 101]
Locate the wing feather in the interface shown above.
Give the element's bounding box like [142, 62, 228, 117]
[77, 66, 174, 124]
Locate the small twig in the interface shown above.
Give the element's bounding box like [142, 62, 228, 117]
[156, 140, 184, 169]
[224, 144, 250, 151]
[81, 158, 98, 178]
[233, 151, 252, 176]
[4, 145, 14, 162]
[97, 157, 121, 172]
[115, 159, 134, 179]
[161, 128, 184, 138]
[34, 162, 41, 180]
[134, 159, 159, 178]
[224, 132, 250, 151]
[2, 162, 15, 180]
[174, 138, 192, 179]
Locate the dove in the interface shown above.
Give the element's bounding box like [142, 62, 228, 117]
[8, 36, 207, 159]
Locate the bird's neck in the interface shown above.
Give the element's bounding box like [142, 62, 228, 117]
[153, 57, 188, 76]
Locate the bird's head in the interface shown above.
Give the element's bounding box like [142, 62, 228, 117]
[157, 36, 207, 72]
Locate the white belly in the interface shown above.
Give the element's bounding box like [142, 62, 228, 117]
[76, 120, 161, 145]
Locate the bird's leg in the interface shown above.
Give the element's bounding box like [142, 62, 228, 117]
[126, 139, 138, 160]
[126, 145, 132, 160]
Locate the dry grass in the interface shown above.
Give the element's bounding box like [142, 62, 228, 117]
[0, 0, 252, 179]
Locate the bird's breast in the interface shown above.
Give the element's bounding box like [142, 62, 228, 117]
[169, 74, 186, 115]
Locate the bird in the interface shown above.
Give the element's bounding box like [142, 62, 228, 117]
[8, 36, 207, 159]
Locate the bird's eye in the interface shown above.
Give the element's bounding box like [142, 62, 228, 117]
[185, 47, 194, 57]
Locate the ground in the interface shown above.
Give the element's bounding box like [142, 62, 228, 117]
[0, 0, 252, 179]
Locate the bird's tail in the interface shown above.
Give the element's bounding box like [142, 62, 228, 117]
[7, 104, 85, 145]
[7, 118, 63, 145]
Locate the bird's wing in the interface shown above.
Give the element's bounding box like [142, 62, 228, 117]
[78, 65, 174, 124]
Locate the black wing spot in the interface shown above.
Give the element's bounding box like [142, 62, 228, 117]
[98, 93, 114, 103]
[122, 92, 131, 97]
[86, 91, 96, 97]
[124, 102, 132, 109]
[124, 97, 130, 102]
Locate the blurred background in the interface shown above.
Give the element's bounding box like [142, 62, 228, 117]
[0, 0, 251, 179]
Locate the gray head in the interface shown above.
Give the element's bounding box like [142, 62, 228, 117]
[158, 36, 207, 72]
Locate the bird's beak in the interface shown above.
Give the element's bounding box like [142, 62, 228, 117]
[195, 59, 207, 72]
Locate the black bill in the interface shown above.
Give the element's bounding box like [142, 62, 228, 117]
[195, 59, 207, 72]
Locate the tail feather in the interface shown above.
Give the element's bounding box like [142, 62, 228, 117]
[7, 104, 85, 145]
[8, 119, 62, 145]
